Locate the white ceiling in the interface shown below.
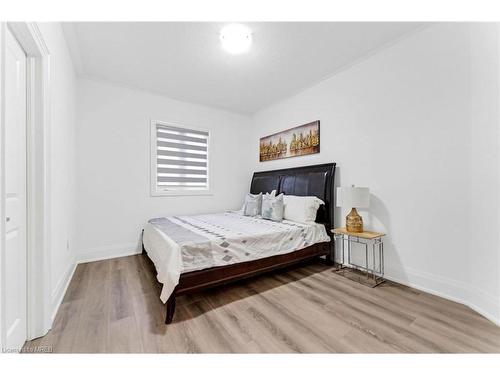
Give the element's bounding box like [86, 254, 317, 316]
[63, 22, 423, 114]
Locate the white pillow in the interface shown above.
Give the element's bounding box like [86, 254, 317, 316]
[262, 193, 284, 222]
[266, 190, 277, 197]
[243, 193, 263, 216]
[283, 195, 324, 223]
[240, 190, 275, 212]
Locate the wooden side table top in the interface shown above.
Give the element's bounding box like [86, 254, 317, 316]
[332, 227, 386, 240]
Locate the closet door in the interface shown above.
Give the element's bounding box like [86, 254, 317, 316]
[4, 27, 27, 351]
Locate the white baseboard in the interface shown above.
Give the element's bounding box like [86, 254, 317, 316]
[76, 242, 141, 264]
[385, 266, 500, 326]
[463, 285, 500, 326]
[48, 243, 140, 327]
[50, 256, 77, 322]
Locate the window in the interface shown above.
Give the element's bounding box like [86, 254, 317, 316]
[151, 120, 210, 196]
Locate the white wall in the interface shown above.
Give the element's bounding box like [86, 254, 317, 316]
[469, 23, 500, 322]
[249, 23, 500, 323]
[75, 78, 252, 261]
[37, 23, 78, 317]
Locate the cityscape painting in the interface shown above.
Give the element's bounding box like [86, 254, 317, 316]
[259, 120, 320, 162]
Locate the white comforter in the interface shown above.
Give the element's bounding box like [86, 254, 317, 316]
[142, 211, 330, 303]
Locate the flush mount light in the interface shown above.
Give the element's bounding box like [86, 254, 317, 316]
[220, 24, 252, 54]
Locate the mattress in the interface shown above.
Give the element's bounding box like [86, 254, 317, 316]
[142, 211, 330, 303]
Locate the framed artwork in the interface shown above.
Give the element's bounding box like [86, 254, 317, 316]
[259, 120, 320, 162]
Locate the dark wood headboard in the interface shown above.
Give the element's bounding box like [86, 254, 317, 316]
[250, 163, 336, 230]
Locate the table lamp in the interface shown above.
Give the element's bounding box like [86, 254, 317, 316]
[337, 185, 370, 233]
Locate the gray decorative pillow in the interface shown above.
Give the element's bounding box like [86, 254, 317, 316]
[243, 193, 262, 216]
[262, 193, 284, 222]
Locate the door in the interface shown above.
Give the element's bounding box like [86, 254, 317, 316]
[4, 27, 27, 351]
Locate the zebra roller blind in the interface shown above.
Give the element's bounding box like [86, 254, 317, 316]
[154, 122, 209, 192]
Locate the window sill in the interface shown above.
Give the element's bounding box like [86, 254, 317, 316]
[151, 190, 213, 197]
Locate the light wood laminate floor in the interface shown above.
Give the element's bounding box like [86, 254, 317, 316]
[24, 254, 500, 353]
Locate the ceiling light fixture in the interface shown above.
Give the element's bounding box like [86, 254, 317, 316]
[220, 24, 252, 54]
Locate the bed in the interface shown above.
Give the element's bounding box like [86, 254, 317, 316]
[142, 162, 336, 324]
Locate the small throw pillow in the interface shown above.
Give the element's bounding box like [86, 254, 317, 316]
[240, 190, 274, 212]
[243, 193, 262, 216]
[262, 193, 284, 222]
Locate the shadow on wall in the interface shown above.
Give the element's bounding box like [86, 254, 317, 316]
[136, 234, 144, 253]
[334, 168, 405, 283]
[333, 165, 342, 230]
[333, 166, 342, 264]
[366, 193, 406, 284]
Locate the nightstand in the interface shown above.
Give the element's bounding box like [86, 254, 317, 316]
[332, 228, 386, 287]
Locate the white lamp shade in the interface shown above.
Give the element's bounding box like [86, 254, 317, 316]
[337, 186, 370, 208]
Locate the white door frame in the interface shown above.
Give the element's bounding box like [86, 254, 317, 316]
[0, 22, 51, 346]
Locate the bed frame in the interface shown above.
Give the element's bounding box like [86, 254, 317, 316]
[142, 162, 336, 324]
